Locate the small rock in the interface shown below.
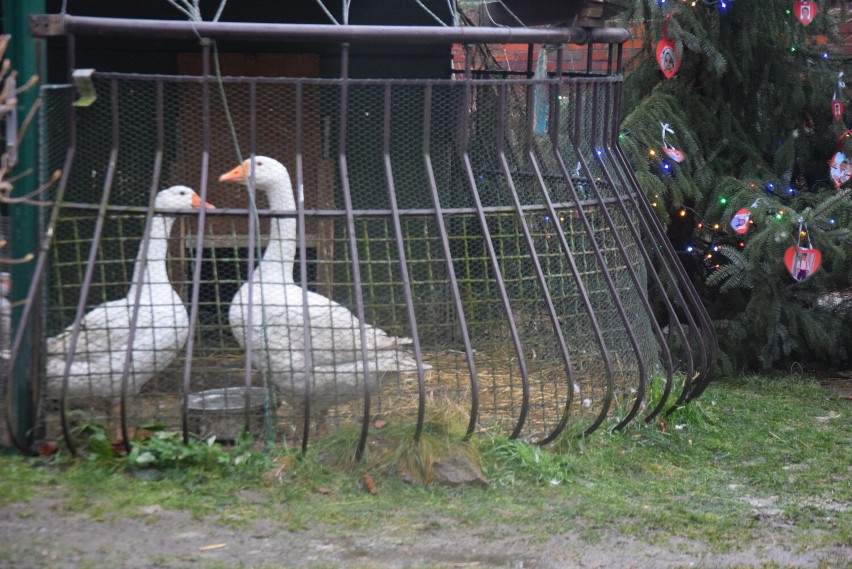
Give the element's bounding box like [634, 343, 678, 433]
[138, 505, 163, 516]
[433, 454, 488, 487]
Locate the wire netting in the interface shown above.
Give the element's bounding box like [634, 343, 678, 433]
[22, 44, 703, 451]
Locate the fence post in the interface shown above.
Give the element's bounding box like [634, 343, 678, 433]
[4, 0, 45, 446]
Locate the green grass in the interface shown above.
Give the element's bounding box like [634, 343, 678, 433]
[1, 373, 849, 554]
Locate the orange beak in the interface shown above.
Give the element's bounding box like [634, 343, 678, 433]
[219, 162, 248, 183]
[191, 193, 216, 209]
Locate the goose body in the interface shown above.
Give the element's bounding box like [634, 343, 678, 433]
[220, 157, 423, 413]
[46, 186, 213, 401]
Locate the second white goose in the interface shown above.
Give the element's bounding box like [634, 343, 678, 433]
[46, 185, 214, 403]
[219, 156, 424, 415]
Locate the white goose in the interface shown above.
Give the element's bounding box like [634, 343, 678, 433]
[46, 185, 214, 402]
[220, 157, 424, 415]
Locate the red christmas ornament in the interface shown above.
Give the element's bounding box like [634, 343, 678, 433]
[730, 208, 750, 234]
[660, 123, 685, 162]
[662, 147, 684, 162]
[794, 2, 816, 25]
[656, 15, 680, 79]
[784, 246, 821, 281]
[832, 98, 844, 122]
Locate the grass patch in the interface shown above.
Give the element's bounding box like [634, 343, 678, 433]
[0, 373, 849, 553]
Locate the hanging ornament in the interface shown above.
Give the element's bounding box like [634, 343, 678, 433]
[784, 219, 821, 281]
[829, 131, 852, 188]
[794, 1, 816, 25]
[660, 122, 685, 162]
[730, 208, 751, 234]
[831, 73, 845, 122]
[656, 14, 680, 80]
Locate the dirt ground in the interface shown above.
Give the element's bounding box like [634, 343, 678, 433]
[1, 490, 850, 569]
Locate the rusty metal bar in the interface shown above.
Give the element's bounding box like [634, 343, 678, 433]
[522, 69, 615, 437]
[293, 82, 315, 454]
[180, 43, 213, 443]
[335, 44, 374, 462]
[30, 14, 630, 46]
[569, 79, 675, 430]
[242, 81, 261, 445]
[381, 84, 428, 443]
[421, 84, 479, 439]
[116, 79, 166, 454]
[495, 81, 575, 445]
[461, 45, 530, 440]
[58, 77, 121, 454]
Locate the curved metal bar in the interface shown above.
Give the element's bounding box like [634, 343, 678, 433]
[381, 85, 428, 443]
[566, 83, 650, 431]
[460, 47, 530, 440]
[180, 44, 214, 443]
[585, 108, 677, 428]
[293, 82, 315, 455]
[117, 79, 165, 454]
[521, 98, 615, 436]
[494, 82, 576, 445]
[57, 78, 121, 455]
[34, 14, 631, 46]
[335, 45, 375, 462]
[607, 80, 717, 399]
[421, 84, 480, 439]
[594, 82, 687, 424]
[609, 142, 718, 409]
[601, 89, 699, 422]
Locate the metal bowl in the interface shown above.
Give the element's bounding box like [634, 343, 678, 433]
[187, 386, 277, 442]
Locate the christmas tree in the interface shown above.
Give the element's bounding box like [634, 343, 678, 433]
[617, 0, 852, 372]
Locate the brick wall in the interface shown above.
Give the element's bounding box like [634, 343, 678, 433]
[452, 19, 851, 76]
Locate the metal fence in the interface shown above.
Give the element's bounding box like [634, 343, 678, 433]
[3, 15, 717, 457]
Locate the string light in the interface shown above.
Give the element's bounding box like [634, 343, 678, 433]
[621, 129, 842, 276]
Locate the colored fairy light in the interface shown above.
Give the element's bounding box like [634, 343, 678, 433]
[787, 188, 795, 194]
[662, 162, 671, 170]
[596, 149, 603, 157]
[775, 212, 783, 220]
[719, 197, 727, 204]
[829, 218, 836, 225]
[712, 245, 719, 251]
[686, 246, 694, 252]
[712, 223, 720, 230]
[738, 241, 745, 247]
[649, 149, 657, 157]
[822, 52, 829, 59]
[679, 209, 687, 217]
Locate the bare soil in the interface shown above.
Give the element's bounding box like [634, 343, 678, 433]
[1, 490, 849, 569]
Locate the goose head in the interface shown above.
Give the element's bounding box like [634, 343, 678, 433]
[155, 185, 215, 210]
[218, 156, 293, 206]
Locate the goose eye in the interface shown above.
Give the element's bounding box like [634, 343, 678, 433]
[256, 160, 264, 166]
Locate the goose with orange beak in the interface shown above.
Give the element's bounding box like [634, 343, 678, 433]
[219, 156, 426, 419]
[46, 186, 214, 409]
